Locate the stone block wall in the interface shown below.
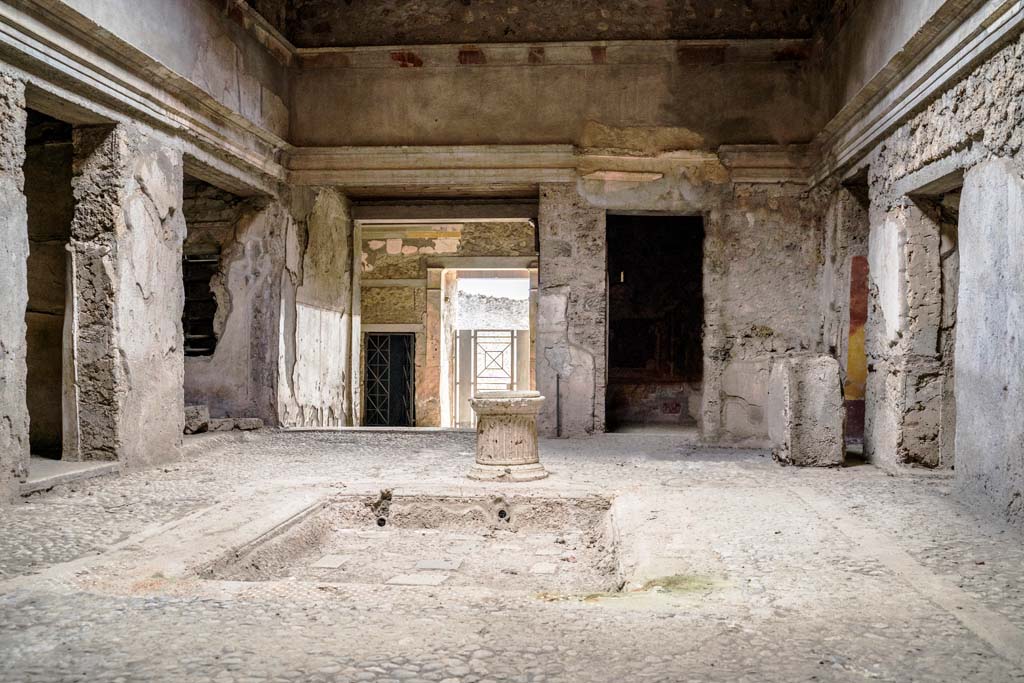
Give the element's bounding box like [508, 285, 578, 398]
[0, 73, 29, 501]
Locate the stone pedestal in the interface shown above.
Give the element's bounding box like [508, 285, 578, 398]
[468, 391, 548, 481]
[766, 355, 845, 467]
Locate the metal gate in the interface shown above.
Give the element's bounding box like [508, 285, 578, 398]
[455, 329, 518, 426]
[364, 333, 415, 427]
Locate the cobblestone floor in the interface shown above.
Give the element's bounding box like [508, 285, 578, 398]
[1, 430, 1023, 681]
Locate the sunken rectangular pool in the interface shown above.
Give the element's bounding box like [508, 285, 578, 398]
[200, 492, 622, 594]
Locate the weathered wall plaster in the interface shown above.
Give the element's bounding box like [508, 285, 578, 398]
[183, 181, 288, 423]
[277, 188, 353, 428]
[0, 72, 30, 500]
[537, 185, 607, 437]
[292, 59, 820, 148]
[283, 0, 833, 47]
[538, 162, 831, 444]
[70, 124, 186, 467]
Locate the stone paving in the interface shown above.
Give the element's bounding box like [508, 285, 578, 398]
[0, 430, 1023, 681]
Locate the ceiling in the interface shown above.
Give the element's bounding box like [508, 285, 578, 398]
[249, 0, 845, 49]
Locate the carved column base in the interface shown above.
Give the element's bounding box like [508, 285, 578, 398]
[468, 391, 547, 482]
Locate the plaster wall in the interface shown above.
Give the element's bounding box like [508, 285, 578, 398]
[0, 73, 29, 500]
[57, 0, 289, 138]
[956, 159, 1024, 527]
[292, 58, 820, 148]
[277, 188, 352, 428]
[822, 0, 947, 116]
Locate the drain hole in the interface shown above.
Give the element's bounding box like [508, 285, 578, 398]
[497, 509, 509, 521]
[376, 517, 387, 527]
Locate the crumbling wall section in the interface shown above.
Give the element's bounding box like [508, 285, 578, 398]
[278, 188, 352, 428]
[705, 182, 830, 445]
[862, 32, 1024, 524]
[183, 181, 288, 423]
[70, 124, 186, 466]
[537, 184, 606, 437]
[0, 72, 29, 500]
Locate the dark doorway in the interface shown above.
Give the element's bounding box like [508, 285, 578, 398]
[606, 215, 704, 431]
[364, 333, 416, 427]
[23, 109, 74, 459]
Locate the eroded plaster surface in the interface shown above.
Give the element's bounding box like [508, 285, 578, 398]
[68, 124, 186, 467]
[183, 181, 288, 423]
[277, 188, 353, 428]
[0, 72, 29, 500]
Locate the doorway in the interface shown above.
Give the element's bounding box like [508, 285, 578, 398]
[450, 272, 532, 427]
[23, 109, 74, 459]
[606, 215, 705, 432]
[363, 333, 416, 427]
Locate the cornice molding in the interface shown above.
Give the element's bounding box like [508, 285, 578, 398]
[812, 0, 1024, 183]
[294, 38, 812, 70]
[0, 0, 288, 194]
[287, 144, 811, 191]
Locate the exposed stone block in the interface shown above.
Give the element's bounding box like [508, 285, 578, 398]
[184, 405, 210, 434]
[767, 355, 845, 467]
[208, 418, 235, 432]
[234, 418, 264, 431]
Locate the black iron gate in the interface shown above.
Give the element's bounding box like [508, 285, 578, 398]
[364, 333, 415, 427]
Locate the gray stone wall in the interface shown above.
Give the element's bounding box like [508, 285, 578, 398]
[537, 174, 830, 442]
[0, 73, 29, 500]
[537, 184, 606, 437]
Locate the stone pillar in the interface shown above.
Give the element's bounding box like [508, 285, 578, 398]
[864, 200, 943, 470]
[536, 184, 606, 437]
[70, 124, 185, 465]
[0, 72, 29, 500]
[955, 158, 1024, 528]
[468, 391, 547, 481]
[766, 355, 845, 466]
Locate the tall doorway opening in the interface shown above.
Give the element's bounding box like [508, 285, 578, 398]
[606, 215, 705, 432]
[450, 272, 532, 427]
[23, 109, 74, 459]
[363, 333, 416, 427]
